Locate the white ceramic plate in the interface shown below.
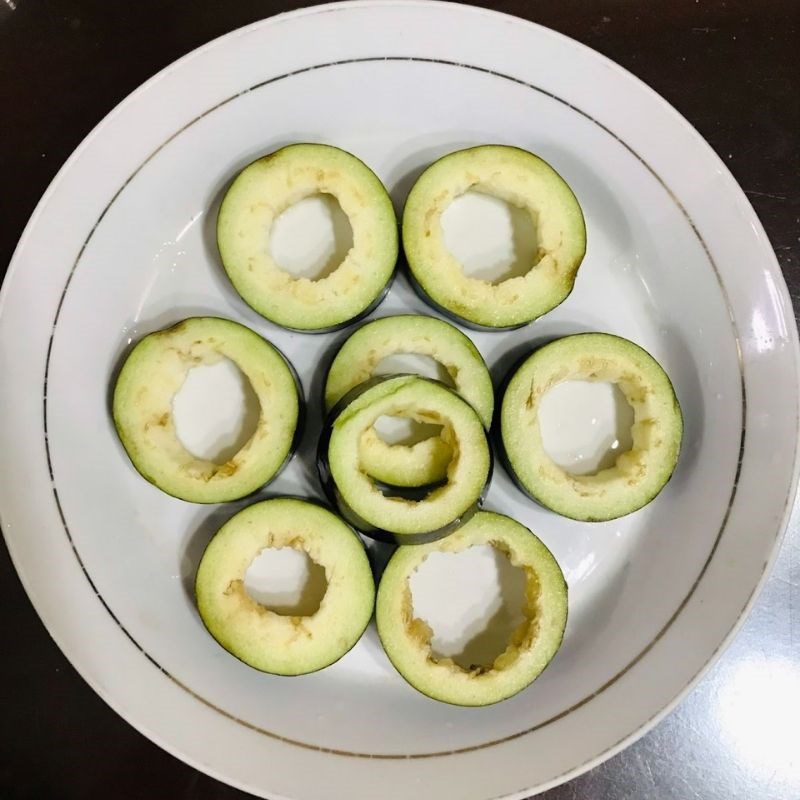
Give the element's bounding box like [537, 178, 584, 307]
[1, 3, 798, 798]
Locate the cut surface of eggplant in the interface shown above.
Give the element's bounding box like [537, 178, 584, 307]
[318, 375, 491, 543]
[376, 511, 568, 705]
[196, 497, 374, 675]
[403, 145, 586, 329]
[324, 314, 493, 487]
[500, 332, 683, 521]
[112, 316, 301, 503]
[218, 143, 398, 332]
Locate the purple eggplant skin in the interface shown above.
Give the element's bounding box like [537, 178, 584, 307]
[278, 343, 306, 466]
[495, 429, 539, 508]
[316, 374, 493, 545]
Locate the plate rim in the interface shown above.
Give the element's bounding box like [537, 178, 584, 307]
[39, 54, 747, 759]
[1, 2, 799, 798]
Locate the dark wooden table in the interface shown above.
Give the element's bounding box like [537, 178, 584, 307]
[1, 2, 797, 798]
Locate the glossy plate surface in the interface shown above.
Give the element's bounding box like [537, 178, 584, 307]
[0, 3, 797, 799]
